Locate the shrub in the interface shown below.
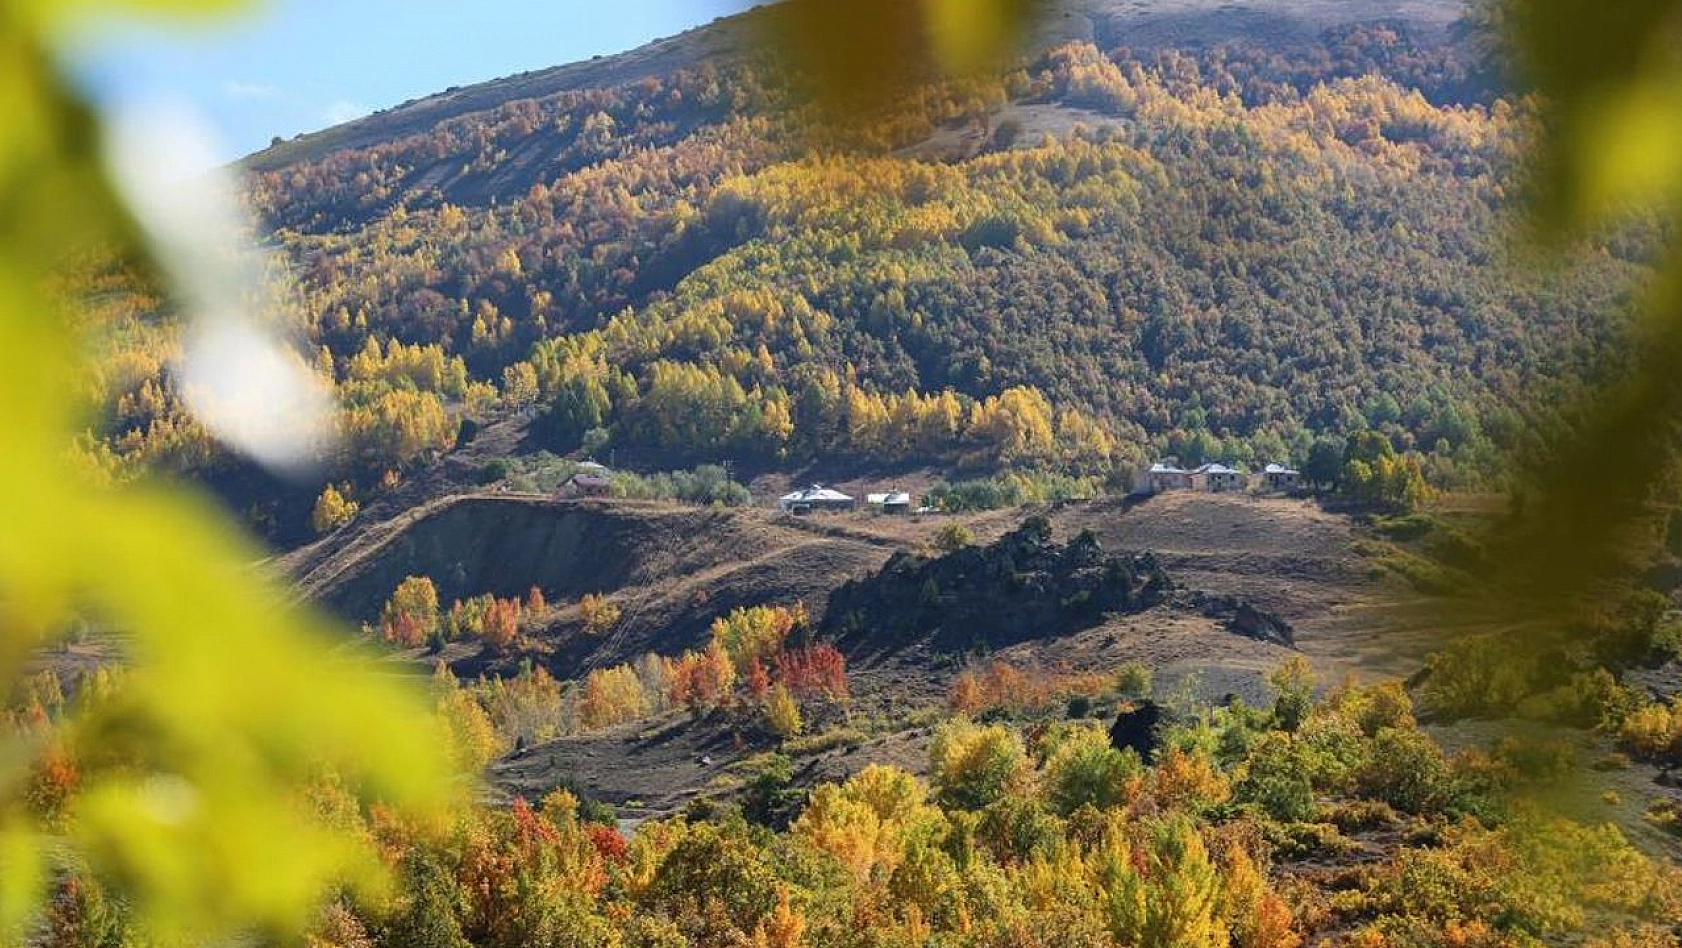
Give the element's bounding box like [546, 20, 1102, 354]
[947, 660, 1107, 716]
[1352, 681, 1415, 737]
[1235, 733, 1316, 823]
[1042, 724, 1140, 815]
[710, 604, 804, 671]
[1519, 668, 1636, 729]
[933, 522, 977, 553]
[579, 593, 622, 636]
[1325, 799, 1400, 833]
[434, 674, 503, 773]
[925, 471, 1100, 513]
[775, 643, 850, 705]
[1353, 728, 1455, 815]
[1267, 657, 1316, 733]
[977, 794, 1062, 863]
[382, 575, 440, 647]
[743, 754, 802, 827]
[1151, 746, 1233, 814]
[763, 684, 804, 740]
[1114, 662, 1154, 699]
[1373, 513, 1438, 541]
[1418, 634, 1540, 719]
[611, 463, 750, 506]
[311, 483, 359, 534]
[840, 764, 929, 824]
[479, 597, 521, 653]
[579, 665, 649, 730]
[1136, 818, 1228, 948]
[930, 719, 1030, 810]
[1617, 700, 1682, 765]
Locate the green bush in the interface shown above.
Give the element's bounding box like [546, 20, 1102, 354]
[1373, 513, 1439, 541]
[1235, 733, 1316, 823]
[475, 457, 510, 485]
[933, 522, 977, 553]
[1353, 728, 1456, 815]
[1041, 725, 1141, 815]
[1113, 662, 1153, 699]
[1267, 657, 1316, 733]
[926, 471, 1100, 513]
[977, 794, 1063, 863]
[930, 719, 1029, 810]
[1418, 635, 1539, 720]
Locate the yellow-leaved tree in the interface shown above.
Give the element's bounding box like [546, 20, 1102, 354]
[311, 482, 359, 534]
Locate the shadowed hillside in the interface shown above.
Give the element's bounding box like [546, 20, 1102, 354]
[290, 490, 1390, 689]
[287, 495, 902, 667]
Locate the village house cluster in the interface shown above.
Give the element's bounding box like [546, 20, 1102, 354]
[777, 485, 916, 516]
[1137, 461, 1301, 495]
[550, 459, 1304, 514]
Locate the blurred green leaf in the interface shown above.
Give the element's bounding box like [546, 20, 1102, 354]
[757, 0, 1050, 119]
[921, 0, 1048, 76]
[1514, 0, 1682, 228]
[0, 820, 44, 938]
[0, 3, 456, 943]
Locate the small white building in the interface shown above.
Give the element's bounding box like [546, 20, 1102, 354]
[1140, 462, 1193, 494]
[1260, 463, 1301, 493]
[867, 491, 914, 515]
[1191, 463, 1246, 493]
[559, 461, 615, 498]
[779, 485, 856, 515]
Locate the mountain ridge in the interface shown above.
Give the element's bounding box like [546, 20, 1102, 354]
[243, 0, 1467, 174]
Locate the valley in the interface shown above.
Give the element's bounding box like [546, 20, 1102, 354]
[286, 483, 1410, 816]
[17, 0, 1682, 944]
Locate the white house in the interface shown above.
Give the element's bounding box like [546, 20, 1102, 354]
[1140, 462, 1193, 494]
[779, 485, 856, 515]
[867, 490, 914, 515]
[1260, 463, 1301, 492]
[1190, 463, 1245, 492]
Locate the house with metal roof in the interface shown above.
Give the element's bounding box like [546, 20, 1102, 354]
[1139, 462, 1193, 494]
[778, 485, 856, 515]
[1190, 463, 1246, 493]
[559, 461, 615, 498]
[1260, 463, 1302, 493]
[866, 490, 914, 515]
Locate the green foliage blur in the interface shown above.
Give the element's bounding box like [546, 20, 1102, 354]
[0, 1, 453, 943]
[1476, 0, 1682, 621]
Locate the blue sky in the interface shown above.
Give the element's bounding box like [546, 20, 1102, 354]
[64, 1, 752, 165]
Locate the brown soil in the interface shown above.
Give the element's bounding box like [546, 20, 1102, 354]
[291, 488, 1444, 816]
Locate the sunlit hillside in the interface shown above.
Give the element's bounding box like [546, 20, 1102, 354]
[69, 0, 1657, 546]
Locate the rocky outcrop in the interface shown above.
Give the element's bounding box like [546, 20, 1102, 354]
[1109, 700, 1169, 763]
[820, 516, 1171, 656]
[1180, 590, 1295, 647]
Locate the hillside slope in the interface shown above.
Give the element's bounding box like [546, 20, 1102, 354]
[286, 494, 903, 666]
[86, 0, 1653, 549]
[284, 490, 1387, 814]
[292, 491, 1387, 685]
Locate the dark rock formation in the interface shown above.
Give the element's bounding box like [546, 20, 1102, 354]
[1180, 591, 1295, 647]
[1110, 700, 1169, 763]
[819, 516, 1171, 656]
